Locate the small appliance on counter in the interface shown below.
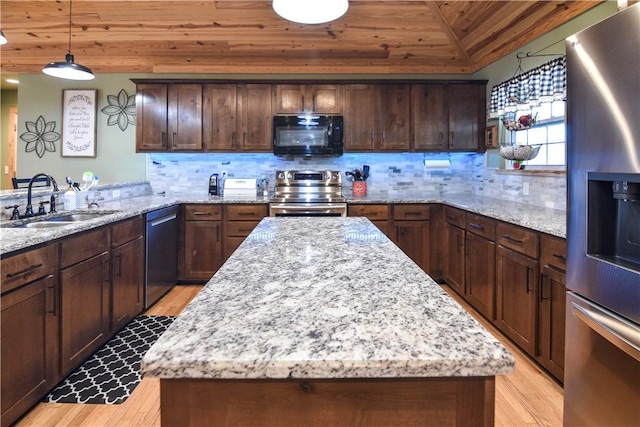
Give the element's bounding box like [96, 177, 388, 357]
[208, 173, 219, 195]
[223, 178, 257, 198]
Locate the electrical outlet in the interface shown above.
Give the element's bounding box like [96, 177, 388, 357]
[523, 182, 530, 196]
[112, 189, 121, 198]
[221, 170, 228, 177]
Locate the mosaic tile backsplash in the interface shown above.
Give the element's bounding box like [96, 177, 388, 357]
[147, 152, 567, 210]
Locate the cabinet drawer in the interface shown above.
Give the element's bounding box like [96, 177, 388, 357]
[111, 216, 143, 247]
[444, 206, 465, 228]
[348, 204, 389, 220]
[1, 244, 56, 294]
[185, 204, 222, 221]
[497, 222, 539, 258]
[60, 227, 109, 268]
[225, 204, 268, 221]
[392, 204, 430, 220]
[466, 214, 496, 241]
[226, 220, 261, 237]
[540, 234, 567, 272]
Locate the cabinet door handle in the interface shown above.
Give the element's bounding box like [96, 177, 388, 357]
[243, 132, 247, 147]
[450, 131, 454, 147]
[439, 132, 444, 146]
[404, 211, 423, 216]
[161, 132, 166, 148]
[526, 266, 532, 293]
[382, 131, 386, 144]
[539, 273, 549, 301]
[370, 132, 375, 148]
[193, 211, 213, 216]
[503, 235, 524, 244]
[312, 95, 316, 111]
[456, 234, 462, 252]
[47, 280, 56, 316]
[114, 254, 122, 277]
[468, 222, 484, 230]
[552, 253, 566, 262]
[231, 131, 236, 149]
[6, 263, 43, 278]
[216, 224, 221, 242]
[172, 132, 177, 148]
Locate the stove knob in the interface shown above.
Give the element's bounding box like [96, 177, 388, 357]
[286, 173, 293, 180]
[325, 171, 331, 180]
[277, 172, 285, 180]
[333, 173, 340, 181]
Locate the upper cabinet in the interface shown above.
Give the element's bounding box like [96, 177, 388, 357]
[273, 84, 343, 114]
[203, 84, 237, 151]
[136, 83, 202, 152]
[343, 84, 410, 151]
[136, 84, 168, 151]
[168, 84, 203, 151]
[412, 83, 485, 152]
[236, 84, 273, 152]
[133, 79, 486, 153]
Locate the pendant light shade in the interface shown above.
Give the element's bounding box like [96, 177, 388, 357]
[42, 0, 94, 80]
[273, 0, 349, 24]
[0, 30, 8, 45]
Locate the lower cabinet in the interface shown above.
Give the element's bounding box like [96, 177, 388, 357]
[59, 228, 111, 376]
[1, 244, 58, 427]
[391, 204, 430, 271]
[537, 234, 567, 383]
[182, 205, 223, 281]
[111, 217, 145, 333]
[347, 204, 389, 235]
[495, 223, 539, 356]
[223, 204, 268, 260]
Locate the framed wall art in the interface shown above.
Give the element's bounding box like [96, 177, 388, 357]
[62, 89, 97, 157]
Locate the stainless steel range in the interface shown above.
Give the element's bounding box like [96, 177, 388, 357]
[269, 170, 347, 217]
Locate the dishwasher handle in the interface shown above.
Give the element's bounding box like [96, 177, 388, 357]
[149, 213, 177, 227]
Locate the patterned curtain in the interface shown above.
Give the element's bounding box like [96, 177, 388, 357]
[489, 56, 566, 118]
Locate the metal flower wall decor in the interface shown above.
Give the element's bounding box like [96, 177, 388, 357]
[19, 116, 60, 158]
[101, 88, 136, 131]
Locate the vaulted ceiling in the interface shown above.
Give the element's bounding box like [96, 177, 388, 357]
[1, 0, 602, 76]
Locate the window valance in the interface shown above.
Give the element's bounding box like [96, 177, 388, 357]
[489, 56, 566, 118]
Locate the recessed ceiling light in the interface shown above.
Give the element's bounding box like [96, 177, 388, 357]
[5, 79, 19, 84]
[272, 0, 349, 25]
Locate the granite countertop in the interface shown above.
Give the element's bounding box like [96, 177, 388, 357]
[142, 217, 515, 379]
[0, 191, 565, 256]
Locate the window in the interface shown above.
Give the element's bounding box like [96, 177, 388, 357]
[509, 100, 566, 167]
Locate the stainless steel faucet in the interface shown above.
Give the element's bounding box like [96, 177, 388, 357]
[24, 173, 59, 217]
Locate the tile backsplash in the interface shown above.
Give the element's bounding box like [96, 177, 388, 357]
[147, 152, 567, 210]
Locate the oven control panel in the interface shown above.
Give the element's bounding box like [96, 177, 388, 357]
[275, 170, 341, 185]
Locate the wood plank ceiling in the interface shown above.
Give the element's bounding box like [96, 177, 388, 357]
[0, 0, 602, 76]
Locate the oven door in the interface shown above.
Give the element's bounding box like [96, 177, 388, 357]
[269, 203, 346, 217]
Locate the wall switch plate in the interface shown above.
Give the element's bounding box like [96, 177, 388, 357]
[112, 189, 121, 198]
[4, 166, 8, 174]
[523, 182, 530, 196]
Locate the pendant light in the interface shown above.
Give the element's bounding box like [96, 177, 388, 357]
[42, 0, 94, 80]
[272, 0, 349, 24]
[0, 30, 8, 45]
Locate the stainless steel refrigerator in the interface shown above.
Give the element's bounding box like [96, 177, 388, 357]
[565, 4, 640, 426]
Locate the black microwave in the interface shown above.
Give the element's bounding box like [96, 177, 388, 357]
[273, 115, 343, 156]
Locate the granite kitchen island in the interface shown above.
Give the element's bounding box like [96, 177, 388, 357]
[142, 217, 514, 426]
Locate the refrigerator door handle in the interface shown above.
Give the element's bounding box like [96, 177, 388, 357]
[570, 299, 640, 362]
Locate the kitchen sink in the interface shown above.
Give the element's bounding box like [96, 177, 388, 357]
[2, 211, 117, 228]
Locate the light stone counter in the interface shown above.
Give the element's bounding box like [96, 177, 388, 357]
[142, 217, 514, 380]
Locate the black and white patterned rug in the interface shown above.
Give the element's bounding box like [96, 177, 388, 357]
[43, 315, 175, 405]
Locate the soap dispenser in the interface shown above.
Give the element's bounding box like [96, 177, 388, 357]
[64, 186, 76, 210]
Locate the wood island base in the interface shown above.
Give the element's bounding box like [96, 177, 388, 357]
[160, 376, 495, 426]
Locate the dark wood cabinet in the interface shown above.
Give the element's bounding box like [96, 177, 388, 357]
[135, 83, 168, 151]
[59, 229, 111, 376]
[183, 205, 223, 281]
[236, 84, 273, 151]
[411, 83, 485, 152]
[347, 204, 390, 236]
[466, 231, 496, 320]
[273, 84, 343, 114]
[537, 234, 567, 383]
[111, 217, 144, 333]
[203, 84, 237, 151]
[343, 84, 410, 151]
[1, 245, 58, 427]
[223, 204, 268, 260]
[495, 222, 539, 355]
[444, 207, 465, 295]
[411, 84, 447, 151]
[391, 204, 430, 271]
[168, 84, 203, 150]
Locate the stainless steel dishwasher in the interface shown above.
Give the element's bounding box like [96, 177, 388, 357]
[145, 205, 178, 308]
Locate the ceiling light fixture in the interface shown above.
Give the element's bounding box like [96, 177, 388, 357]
[42, 0, 94, 80]
[0, 30, 7, 45]
[272, 0, 349, 25]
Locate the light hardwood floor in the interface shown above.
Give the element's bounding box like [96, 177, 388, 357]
[16, 284, 564, 427]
